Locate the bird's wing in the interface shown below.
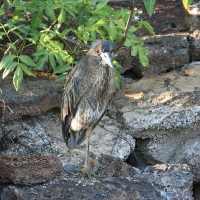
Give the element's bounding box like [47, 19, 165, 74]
[61, 56, 95, 147]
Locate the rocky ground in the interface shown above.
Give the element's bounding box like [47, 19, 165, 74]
[1, 0, 200, 199]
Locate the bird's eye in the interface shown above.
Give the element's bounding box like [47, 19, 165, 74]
[96, 50, 100, 54]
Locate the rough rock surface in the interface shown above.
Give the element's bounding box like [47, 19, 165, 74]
[0, 154, 63, 185]
[1, 64, 199, 199]
[189, 30, 200, 61]
[143, 164, 193, 200]
[0, 77, 63, 122]
[184, 1, 200, 31]
[114, 63, 200, 186]
[131, 33, 189, 77]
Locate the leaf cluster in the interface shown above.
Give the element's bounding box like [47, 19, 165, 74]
[0, 0, 155, 90]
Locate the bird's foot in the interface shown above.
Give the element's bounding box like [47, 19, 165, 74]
[76, 166, 106, 179]
[76, 166, 95, 179]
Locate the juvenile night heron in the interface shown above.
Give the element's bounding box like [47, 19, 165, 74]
[61, 39, 115, 178]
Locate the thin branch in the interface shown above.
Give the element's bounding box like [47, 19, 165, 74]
[113, 0, 137, 52]
[2, 39, 21, 58]
[63, 36, 90, 49]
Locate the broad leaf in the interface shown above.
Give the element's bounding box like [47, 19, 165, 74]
[31, 11, 43, 28]
[36, 54, 48, 70]
[58, 8, 66, 24]
[13, 65, 23, 91]
[108, 21, 117, 41]
[94, 0, 109, 11]
[182, 0, 193, 10]
[2, 62, 18, 79]
[143, 0, 156, 16]
[0, 55, 16, 70]
[20, 63, 36, 77]
[55, 74, 69, 82]
[131, 45, 137, 56]
[19, 55, 36, 66]
[53, 65, 72, 74]
[139, 51, 149, 67]
[45, 7, 56, 21]
[113, 19, 125, 30]
[49, 54, 56, 70]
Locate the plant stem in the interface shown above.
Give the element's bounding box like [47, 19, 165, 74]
[113, 0, 137, 52]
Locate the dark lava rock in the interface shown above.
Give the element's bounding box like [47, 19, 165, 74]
[131, 33, 189, 77]
[189, 30, 200, 61]
[0, 78, 63, 122]
[0, 154, 63, 185]
[1, 176, 163, 200]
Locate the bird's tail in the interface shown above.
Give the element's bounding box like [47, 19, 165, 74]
[69, 130, 86, 148]
[62, 123, 86, 148]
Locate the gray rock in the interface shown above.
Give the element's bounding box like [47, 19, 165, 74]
[131, 33, 189, 76]
[1, 176, 163, 200]
[189, 30, 200, 61]
[0, 78, 63, 122]
[0, 154, 63, 185]
[143, 164, 194, 200]
[184, 1, 200, 31]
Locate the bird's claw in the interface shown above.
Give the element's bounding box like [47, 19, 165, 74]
[76, 166, 104, 179]
[76, 166, 95, 179]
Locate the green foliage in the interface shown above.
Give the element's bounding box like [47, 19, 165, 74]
[143, 0, 156, 16]
[0, 0, 155, 91]
[182, 0, 193, 10]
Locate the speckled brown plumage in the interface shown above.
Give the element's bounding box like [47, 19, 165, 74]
[61, 40, 115, 150]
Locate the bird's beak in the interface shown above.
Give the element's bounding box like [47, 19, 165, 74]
[100, 52, 114, 68]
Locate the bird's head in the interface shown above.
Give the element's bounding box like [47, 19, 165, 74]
[89, 40, 114, 68]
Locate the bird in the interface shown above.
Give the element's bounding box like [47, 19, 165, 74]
[61, 39, 115, 178]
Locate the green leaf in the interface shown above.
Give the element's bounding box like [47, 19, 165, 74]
[58, 8, 66, 24]
[45, 7, 56, 21]
[31, 11, 43, 28]
[2, 62, 18, 79]
[182, 0, 193, 10]
[95, 19, 106, 26]
[0, 8, 4, 15]
[0, 55, 17, 70]
[63, 0, 83, 3]
[114, 68, 120, 88]
[36, 54, 48, 70]
[7, 43, 16, 51]
[78, 12, 84, 25]
[53, 65, 72, 74]
[138, 21, 155, 36]
[33, 51, 48, 56]
[55, 53, 64, 67]
[108, 21, 117, 41]
[82, 31, 89, 43]
[131, 45, 137, 56]
[113, 19, 125, 30]
[13, 65, 23, 91]
[59, 28, 72, 38]
[55, 73, 69, 82]
[49, 54, 56, 70]
[90, 31, 96, 41]
[13, 9, 24, 20]
[124, 38, 132, 47]
[139, 51, 149, 67]
[20, 63, 36, 77]
[19, 55, 36, 66]
[94, 0, 109, 11]
[143, 0, 156, 16]
[113, 60, 122, 69]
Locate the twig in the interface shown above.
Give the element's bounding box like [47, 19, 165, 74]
[3, 39, 21, 58]
[113, 0, 137, 52]
[63, 36, 90, 49]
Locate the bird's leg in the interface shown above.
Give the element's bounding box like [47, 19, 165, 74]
[84, 129, 90, 168]
[76, 128, 94, 179]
